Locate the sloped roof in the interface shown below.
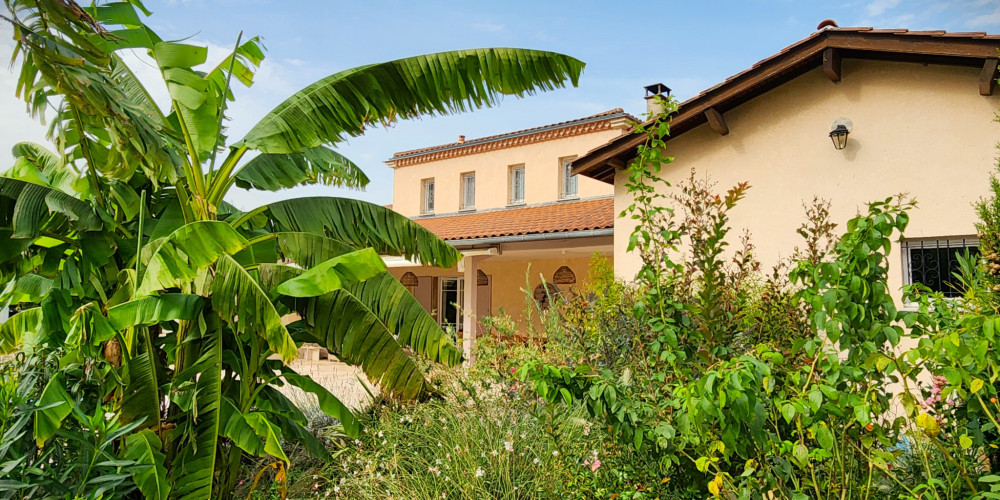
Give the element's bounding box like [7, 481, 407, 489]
[413, 197, 614, 242]
[572, 27, 1000, 183]
[387, 109, 637, 168]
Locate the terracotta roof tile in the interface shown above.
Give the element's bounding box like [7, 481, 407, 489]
[387, 109, 638, 167]
[413, 197, 614, 241]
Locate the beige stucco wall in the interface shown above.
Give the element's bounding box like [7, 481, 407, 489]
[391, 129, 622, 217]
[389, 255, 607, 334]
[613, 59, 1000, 305]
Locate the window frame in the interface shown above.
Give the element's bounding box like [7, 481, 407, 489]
[559, 156, 578, 200]
[438, 277, 465, 332]
[508, 164, 525, 206]
[421, 178, 435, 215]
[900, 236, 979, 300]
[460, 172, 476, 211]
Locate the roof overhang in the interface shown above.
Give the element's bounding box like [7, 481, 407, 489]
[571, 28, 1000, 184]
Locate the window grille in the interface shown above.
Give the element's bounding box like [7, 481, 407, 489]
[561, 157, 578, 199]
[509, 166, 525, 204]
[901, 237, 979, 298]
[461, 173, 476, 210]
[422, 178, 435, 214]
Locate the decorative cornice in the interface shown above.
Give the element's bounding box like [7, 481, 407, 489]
[387, 110, 636, 168]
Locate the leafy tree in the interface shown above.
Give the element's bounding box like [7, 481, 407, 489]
[0, 1, 585, 497]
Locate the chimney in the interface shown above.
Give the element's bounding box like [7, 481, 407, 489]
[458, 135, 466, 143]
[644, 83, 671, 115]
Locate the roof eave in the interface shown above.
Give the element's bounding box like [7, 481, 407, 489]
[572, 28, 1000, 184]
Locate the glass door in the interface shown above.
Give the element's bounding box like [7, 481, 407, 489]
[438, 278, 464, 332]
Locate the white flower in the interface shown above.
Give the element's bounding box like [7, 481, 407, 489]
[378, 431, 384, 438]
[475, 468, 485, 478]
[552, 450, 559, 456]
[504, 441, 513, 453]
[334, 486, 341, 493]
[491, 449, 498, 457]
[533, 457, 540, 465]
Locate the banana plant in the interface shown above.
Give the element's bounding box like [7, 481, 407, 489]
[0, 0, 585, 497]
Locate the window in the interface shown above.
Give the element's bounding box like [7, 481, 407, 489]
[902, 238, 979, 298]
[560, 156, 578, 199]
[438, 278, 464, 332]
[509, 165, 525, 205]
[461, 172, 476, 210]
[421, 178, 435, 214]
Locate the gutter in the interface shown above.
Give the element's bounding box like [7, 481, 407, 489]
[448, 228, 614, 248]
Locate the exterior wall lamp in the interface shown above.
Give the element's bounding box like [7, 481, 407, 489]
[829, 117, 853, 150]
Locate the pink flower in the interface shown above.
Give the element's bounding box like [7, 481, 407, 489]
[590, 459, 601, 472]
[510, 367, 516, 374]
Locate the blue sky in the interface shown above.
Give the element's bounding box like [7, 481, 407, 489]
[2, 0, 999, 209]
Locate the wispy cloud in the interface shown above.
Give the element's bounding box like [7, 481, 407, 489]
[968, 4, 1000, 27]
[866, 0, 901, 17]
[471, 22, 505, 33]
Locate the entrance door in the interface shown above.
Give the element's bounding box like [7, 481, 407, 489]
[438, 277, 464, 332]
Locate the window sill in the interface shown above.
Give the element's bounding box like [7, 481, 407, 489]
[459, 207, 476, 212]
[507, 201, 526, 207]
[558, 195, 579, 201]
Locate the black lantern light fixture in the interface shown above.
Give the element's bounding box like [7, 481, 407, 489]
[829, 117, 853, 150]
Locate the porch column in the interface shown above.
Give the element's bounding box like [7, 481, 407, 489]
[461, 255, 487, 366]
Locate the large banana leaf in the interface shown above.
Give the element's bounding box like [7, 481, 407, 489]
[0, 178, 102, 238]
[256, 197, 461, 268]
[275, 248, 386, 298]
[169, 329, 222, 500]
[211, 254, 297, 363]
[153, 42, 220, 158]
[137, 221, 247, 295]
[219, 399, 287, 463]
[274, 232, 355, 268]
[0, 274, 53, 305]
[280, 369, 359, 437]
[237, 49, 584, 154]
[107, 293, 205, 329]
[33, 373, 74, 446]
[123, 429, 170, 500]
[121, 349, 160, 431]
[233, 146, 369, 192]
[345, 272, 462, 367]
[0, 307, 42, 354]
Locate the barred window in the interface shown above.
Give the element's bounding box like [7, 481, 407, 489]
[902, 238, 979, 298]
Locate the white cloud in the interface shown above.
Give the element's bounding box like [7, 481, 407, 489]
[866, 0, 902, 17]
[472, 22, 505, 33]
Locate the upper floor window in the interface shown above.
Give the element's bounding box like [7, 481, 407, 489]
[560, 156, 578, 199]
[902, 237, 979, 298]
[509, 165, 525, 205]
[461, 172, 476, 210]
[421, 178, 435, 214]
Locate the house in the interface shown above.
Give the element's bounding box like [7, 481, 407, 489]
[570, 26, 1000, 305]
[385, 109, 636, 362]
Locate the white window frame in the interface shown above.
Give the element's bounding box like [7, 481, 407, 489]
[509, 165, 525, 205]
[421, 178, 435, 215]
[438, 277, 465, 332]
[560, 156, 578, 199]
[901, 236, 979, 300]
[461, 172, 476, 211]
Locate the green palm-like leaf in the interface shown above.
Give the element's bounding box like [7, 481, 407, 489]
[0, 307, 42, 354]
[211, 254, 297, 363]
[169, 329, 222, 500]
[233, 146, 369, 192]
[124, 429, 170, 500]
[0, 274, 53, 305]
[254, 197, 461, 268]
[137, 221, 248, 295]
[34, 373, 74, 446]
[280, 369, 359, 437]
[107, 293, 205, 330]
[0, 178, 102, 238]
[238, 49, 584, 154]
[274, 232, 355, 268]
[121, 329, 162, 431]
[345, 272, 462, 366]
[275, 248, 386, 298]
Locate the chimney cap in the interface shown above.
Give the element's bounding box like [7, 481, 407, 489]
[458, 135, 466, 143]
[644, 83, 671, 98]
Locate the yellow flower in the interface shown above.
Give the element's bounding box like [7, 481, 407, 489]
[661, 477, 670, 484]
